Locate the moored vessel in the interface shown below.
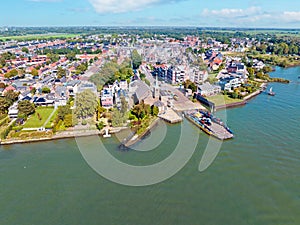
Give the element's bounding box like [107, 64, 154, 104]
[185, 110, 234, 140]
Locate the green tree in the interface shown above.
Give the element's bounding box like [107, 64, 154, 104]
[42, 86, 51, 94]
[4, 90, 19, 105]
[47, 53, 60, 63]
[57, 67, 66, 78]
[0, 97, 10, 114]
[111, 108, 123, 127]
[247, 67, 255, 79]
[18, 100, 35, 116]
[132, 49, 142, 69]
[30, 87, 36, 95]
[57, 105, 72, 120]
[131, 101, 150, 120]
[21, 47, 29, 54]
[120, 96, 128, 114]
[31, 68, 39, 77]
[76, 63, 88, 74]
[75, 89, 98, 119]
[96, 121, 105, 130]
[188, 83, 197, 92]
[66, 52, 76, 61]
[4, 69, 18, 79]
[151, 105, 159, 116]
[96, 103, 106, 121]
[64, 114, 74, 127]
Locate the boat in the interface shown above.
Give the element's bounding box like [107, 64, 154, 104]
[185, 110, 234, 140]
[268, 87, 275, 96]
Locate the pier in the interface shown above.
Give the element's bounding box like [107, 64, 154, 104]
[158, 109, 183, 124]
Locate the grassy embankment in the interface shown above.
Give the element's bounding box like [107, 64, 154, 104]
[206, 95, 243, 107]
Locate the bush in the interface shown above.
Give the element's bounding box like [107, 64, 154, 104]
[12, 126, 23, 131]
[0, 116, 9, 127]
[96, 121, 105, 130]
[0, 120, 15, 139]
[81, 120, 87, 126]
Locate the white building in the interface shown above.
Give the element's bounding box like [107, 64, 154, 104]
[197, 82, 221, 97]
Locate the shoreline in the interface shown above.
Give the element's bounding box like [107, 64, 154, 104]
[121, 117, 161, 148]
[0, 86, 264, 146]
[215, 83, 267, 111]
[0, 130, 101, 146]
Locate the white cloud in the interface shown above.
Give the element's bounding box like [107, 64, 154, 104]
[201, 7, 300, 27]
[202, 7, 262, 19]
[281, 11, 300, 22]
[89, 0, 183, 13]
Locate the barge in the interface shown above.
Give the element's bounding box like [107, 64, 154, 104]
[185, 110, 234, 140]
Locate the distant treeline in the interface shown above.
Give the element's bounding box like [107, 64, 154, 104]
[1, 27, 300, 40]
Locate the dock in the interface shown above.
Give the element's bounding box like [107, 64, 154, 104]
[185, 111, 234, 140]
[158, 109, 183, 124]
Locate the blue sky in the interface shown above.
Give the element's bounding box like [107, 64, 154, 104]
[2, 0, 300, 28]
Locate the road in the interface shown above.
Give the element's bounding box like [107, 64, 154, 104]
[82, 58, 105, 78]
[140, 65, 155, 86]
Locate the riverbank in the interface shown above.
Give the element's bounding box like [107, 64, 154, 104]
[214, 83, 267, 110]
[0, 129, 101, 145]
[121, 117, 161, 148]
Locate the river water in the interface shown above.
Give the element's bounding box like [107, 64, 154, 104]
[1, 67, 300, 225]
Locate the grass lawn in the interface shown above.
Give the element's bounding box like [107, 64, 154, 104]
[45, 109, 58, 128]
[207, 94, 243, 106]
[24, 107, 55, 128]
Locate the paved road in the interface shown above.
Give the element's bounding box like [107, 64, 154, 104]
[82, 58, 105, 78]
[140, 65, 155, 86]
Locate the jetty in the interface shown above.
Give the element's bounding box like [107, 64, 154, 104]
[158, 108, 183, 124]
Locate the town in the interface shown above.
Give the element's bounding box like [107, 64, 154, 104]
[0, 28, 295, 143]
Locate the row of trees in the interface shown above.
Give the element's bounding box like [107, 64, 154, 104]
[131, 101, 159, 120]
[4, 69, 19, 79]
[90, 59, 134, 88]
[255, 42, 299, 55]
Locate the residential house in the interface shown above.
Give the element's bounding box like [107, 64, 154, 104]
[66, 80, 81, 97]
[77, 81, 97, 95]
[8, 103, 19, 119]
[219, 77, 242, 91]
[101, 88, 114, 108]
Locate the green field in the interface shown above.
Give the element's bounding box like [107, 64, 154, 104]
[0, 33, 79, 41]
[207, 94, 243, 106]
[24, 107, 55, 128]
